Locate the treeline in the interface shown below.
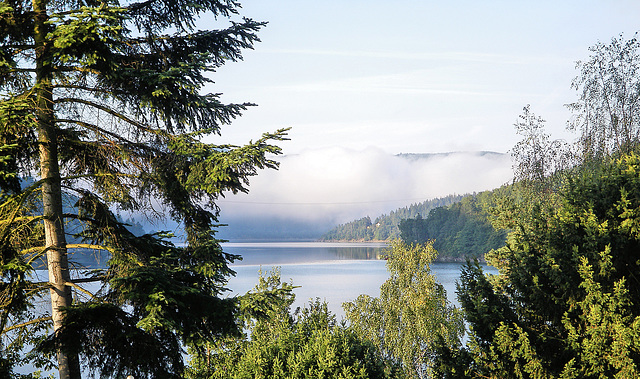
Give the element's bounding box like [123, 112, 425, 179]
[399, 191, 506, 261]
[318, 194, 465, 241]
[320, 191, 506, 261]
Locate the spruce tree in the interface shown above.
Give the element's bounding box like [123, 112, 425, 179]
[0, 1, 287, 378]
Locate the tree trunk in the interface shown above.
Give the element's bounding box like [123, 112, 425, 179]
[33, 1, 81, 378]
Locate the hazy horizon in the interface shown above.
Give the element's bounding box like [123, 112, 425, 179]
[215, 149, 512, 241]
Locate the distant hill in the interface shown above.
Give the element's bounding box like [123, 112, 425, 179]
[216, 150, 510, 241]
[396, 151, 505, 160]
[318, 194, 467, 241]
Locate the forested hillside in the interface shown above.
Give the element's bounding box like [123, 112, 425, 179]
[320, 187, 508, 260]
[318, 194, 465, 241]
[399, 191, 506, 260]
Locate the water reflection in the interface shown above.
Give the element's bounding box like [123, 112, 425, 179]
[224, 243, 498, 319]
[48, 242, 389, 270]
[325, 245, 385, 259]
[224, 242, 388, 265]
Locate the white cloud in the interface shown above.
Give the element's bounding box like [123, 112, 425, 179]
[218, 147, 513, 225]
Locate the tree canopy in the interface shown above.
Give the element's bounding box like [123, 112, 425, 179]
[187, 269, 395, 379]
[344, 240, 464, 379]
[0, 1, 287, 378]
[436, 32, 640, 378]
[443, 153, 640, 378]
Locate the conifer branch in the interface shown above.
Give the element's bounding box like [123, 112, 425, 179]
[54, 97, 165, 136]
[1, 316, 52, 334]
[63, 281, 98, 300]
[55, 118, 135, 145]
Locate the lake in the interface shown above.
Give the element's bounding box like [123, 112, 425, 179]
[18, 242, 494, 377]
[224, 242, 494, 319]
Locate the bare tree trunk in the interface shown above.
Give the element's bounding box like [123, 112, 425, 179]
[33, 1, 81, 378]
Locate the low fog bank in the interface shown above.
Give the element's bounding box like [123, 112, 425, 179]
[216, 147, 513, 241]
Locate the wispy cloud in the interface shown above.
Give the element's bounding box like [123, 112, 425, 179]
[259, 48, 570, 66]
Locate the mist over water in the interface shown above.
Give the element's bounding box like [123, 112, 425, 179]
[116, 148, 513, 242]
[217, 148, 512, 241]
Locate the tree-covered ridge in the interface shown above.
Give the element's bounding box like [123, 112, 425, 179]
[319, 194, 465, 241]
[399, 191, 507, 261]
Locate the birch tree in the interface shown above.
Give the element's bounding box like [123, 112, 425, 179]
[344, 240, 464, 379]
[568, 33, 640, 160]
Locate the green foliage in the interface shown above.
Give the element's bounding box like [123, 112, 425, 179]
[320, 194, 465, 241]
[344, 240, 464, 379]
[561, 255, 640, 378]
[0, 0, 288, 377]
[399, 192, 507, 260]
[435, 33, 640, 379]
[187, 269, 395, 379]
[441, 153, 640, 378]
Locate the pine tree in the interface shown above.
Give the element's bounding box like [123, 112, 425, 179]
[0, 1, 287, 378]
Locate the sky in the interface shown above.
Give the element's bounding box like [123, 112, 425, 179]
[195, 1, 640, 235]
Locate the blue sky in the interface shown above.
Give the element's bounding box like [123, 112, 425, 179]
[207, 0, 640, 155]
[199, 1, 640, 230]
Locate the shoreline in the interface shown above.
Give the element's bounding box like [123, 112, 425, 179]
[317, 240, 487, 263]
[224, 240, 486, 264]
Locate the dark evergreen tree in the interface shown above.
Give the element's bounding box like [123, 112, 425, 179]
[0, 1, 287, 378]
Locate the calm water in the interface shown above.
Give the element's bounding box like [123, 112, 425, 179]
[19, 242, 494, 377]
[29, 242, 491, 322]
[224, 242, 492, 319]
